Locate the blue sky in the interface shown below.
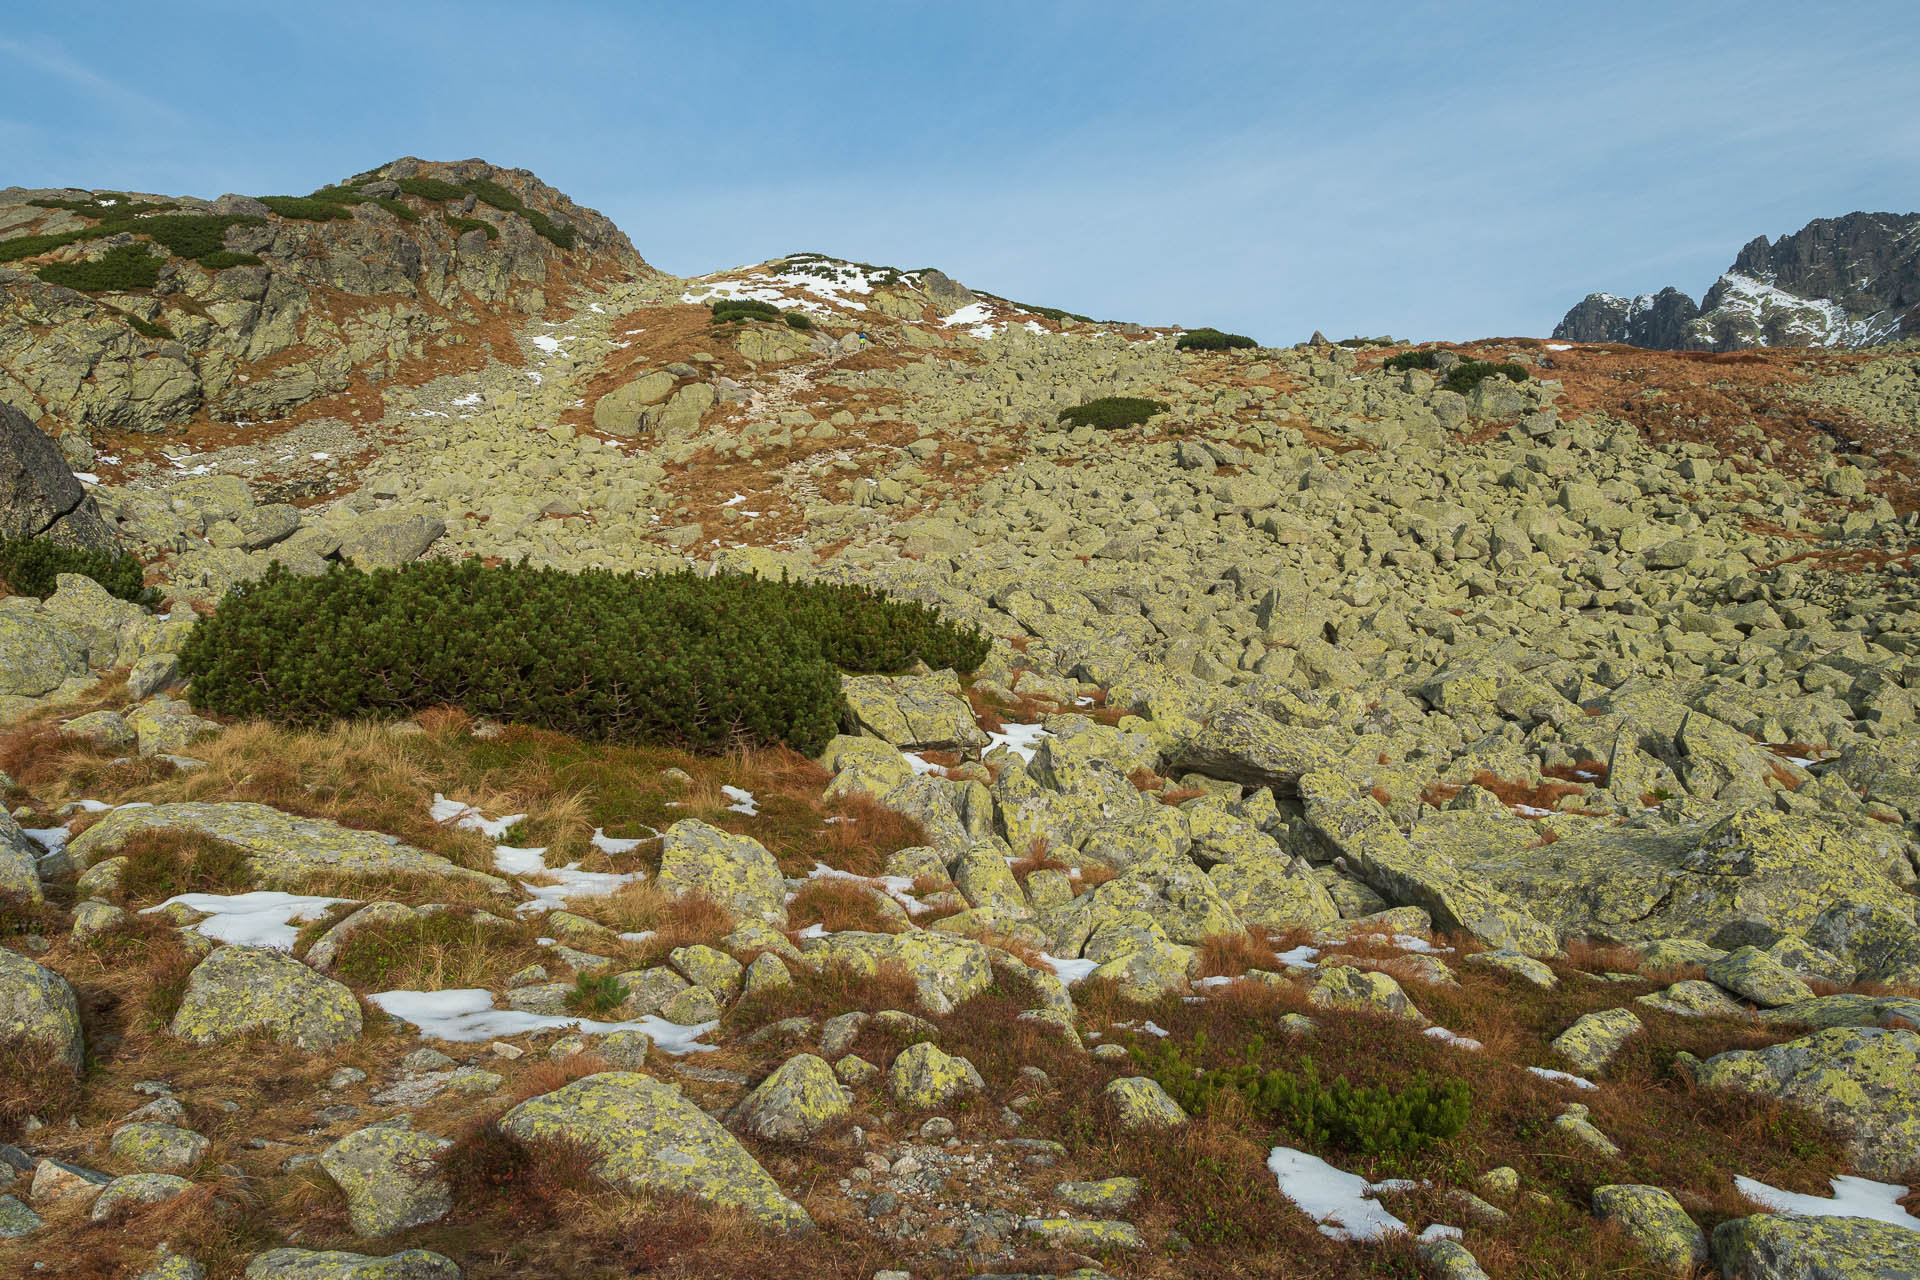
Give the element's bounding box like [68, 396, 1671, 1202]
[4, 1, 1916, 342]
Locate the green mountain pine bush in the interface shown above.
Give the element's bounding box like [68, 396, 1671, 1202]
[1176, 328, 1257, 351]
[1058, 396, 1170, 430]
[178, 560, 989, 755]
[0, 537, 155, 604]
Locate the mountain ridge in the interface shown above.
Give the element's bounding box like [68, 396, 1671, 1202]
[1554, 210, 1920, 351]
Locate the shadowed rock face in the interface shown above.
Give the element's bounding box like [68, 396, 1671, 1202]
[0, 403, 114, 548]
[1555, 211, 1920, 351]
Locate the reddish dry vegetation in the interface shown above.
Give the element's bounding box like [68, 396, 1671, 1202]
[1420, 770, 1594, 815]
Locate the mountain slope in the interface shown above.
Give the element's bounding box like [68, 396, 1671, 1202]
[1554, 211, 1920, 350]
[0, 158, 648, 466]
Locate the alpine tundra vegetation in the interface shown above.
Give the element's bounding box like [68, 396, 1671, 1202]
[2, 150, 1920, 1280]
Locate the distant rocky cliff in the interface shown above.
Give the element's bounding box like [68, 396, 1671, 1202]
[1554, 211, 1919, 351]
[0, 157, 649, 463]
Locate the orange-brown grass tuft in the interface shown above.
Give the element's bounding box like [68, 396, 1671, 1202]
[1197, 930, 1285, 978]
[786, 878, 904, 935]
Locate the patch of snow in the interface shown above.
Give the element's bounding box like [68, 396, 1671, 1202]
[722, 493, 749, 506]
[987, 722, 1050, 762]
[22, 828, 69, 856]
[1423, 1026, 1484, 1051]
[1419, 1224, 1464, 1243]
[1267, 1146, 1409, 1241]
[591, 827, 653, 854]
[900, 751, 945, 776]
[368, 988, 718, 1052]
[526, 371, 543, 384]
[430, 794, 524, 841]
[1039, 952, 1102, 983]
[588, 303, 606, 314]
[795, 922, 830, 940]
[1545, 343, 1573, 351]
[1734, 1174, 1920, 1229]
[1512, 804, 1554, 817]
[530, 334, 570, 355]
[143, 891, 353, 951]
[450, 392, 482, 407]
[72, 472, 100, 485]
[941, 302, 995, 329]
[721, 785, 758, 816]
[1527, 1066, 1598, 1089]
[619, 930, 655, 944]
[1274, 944, 1321, 969]
[310, 452, 330, 461]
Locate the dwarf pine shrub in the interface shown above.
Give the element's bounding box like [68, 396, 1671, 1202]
[1057, 396, 1170, 431]
[784, 311, 813, 330]
[1136, 1034, 1469, 1159]
[444, 214, 499, 241]
[0, 537, 154, 604]
[1176, 328, 1257, 351]
[35, 243, 166, 292]
[1442, 359, 1529, 396]
[711, 298, 782, 325]
[1383, 349, 1442, 372]
[397, 176, 468, 201]
[258, 196, 353, 222]
[178, 561, 989, 756]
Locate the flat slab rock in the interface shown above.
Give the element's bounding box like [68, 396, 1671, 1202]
[66, 801, 508, 892]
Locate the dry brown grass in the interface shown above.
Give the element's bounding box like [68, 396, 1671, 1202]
[589, 883, 736, 954]
[786, 878, 904, 935]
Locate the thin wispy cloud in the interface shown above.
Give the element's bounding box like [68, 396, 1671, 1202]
[0, 36, 187, 129]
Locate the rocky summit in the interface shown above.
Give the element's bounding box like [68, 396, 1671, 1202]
[3, 159, 1920, 1280]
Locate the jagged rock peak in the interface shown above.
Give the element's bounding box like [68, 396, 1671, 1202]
[1554, 210, 1919, 351]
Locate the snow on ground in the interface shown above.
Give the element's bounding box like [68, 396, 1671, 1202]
[431, 794, 524, 840]
[940, 302, 994, 329]
[368, 988, 718, 1052]
[530, 334, 571, 355]
[684, 258, 898, 316]
[1039, 952, 1101, 983]
[591, 827, 653, 854]
[1423, 1026, 1484, 1051]
[987, 722, 1050, 762]
[1267, 1146, 1409, 1241]
[721, 785, 758, 816]
[22, 827, 70, 857]
[1274, 944, 1321, 969]
[1734, 1175, 1920, 1229]
[1527, 1067, 1598, 1089]
[900, 751, 945, 776]
[804, 861, 923, 914]
[142, 891, 354, 951]
[1546, 343, 1573, 351]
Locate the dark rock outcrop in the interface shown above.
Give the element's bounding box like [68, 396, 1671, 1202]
[1554, 211, 1919, 351]
[0, 402, 114, 549]
[1553, 287, 1701, 348]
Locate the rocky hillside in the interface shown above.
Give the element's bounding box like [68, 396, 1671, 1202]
[0, 158, 647, 470]
[1555, 211, 1920, 351]
[3, 165, 1920, 1280]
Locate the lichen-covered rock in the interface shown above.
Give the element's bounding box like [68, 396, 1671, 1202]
[1418, 1237, 1493, 1280]
[0, 1193, 43, 1238]
[887, 1042, 983, 1109]
[305, 902, 417, 970]
[169, 945, 362, 1051]
[1103, 1076, 1188, 1131]
[59, 708, 135, 750]
[0, 948, 84, 1070]
[740, 951, 791, 999]
[1693, 1027, 1919, 1180]
[668, 944, 744, 996]
[65, 801, 506, 891]
[1167, 702, 1327, 793]
[801, 929, 993, 1015]
[1553, 1103, 1621, 1156]
[730, 1053, 851, 1141]
[1054, 1177, 1141, 1211]
[1207, 841, 1339, 931]
[1711, 1211, 1920, 1279]
[1706, 946, 1816, 1007]
[1019, 1218, 1146, 1251]
[1308, 964, 1424, 1022]
[1756, 994, 1920, 1031]
[1637, 980, 1750, 1019]
[841, 672, 988, 751]
[243, 1248, 463, 1280]
[1808, 901, 1920, 985]
[949, 840, 1031, 919]
[319, 1123, 452, 1238]
[498, 1071, 811, 1233]
[0, 809, 45, 903]
[334, 507, 445, 570]
[89, 1172, 191, 1221]
[108, 1122, 209, 1174]
[1590, 1184, 1708, 1272]
[0, 402, 115, 549]
[125, 699, 223, 758]
[656, 820, 787, 927]
[0, 608, 88, 698]
[1551, 1007, 1644, 1074]
[1466, 949, 1558, 989]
